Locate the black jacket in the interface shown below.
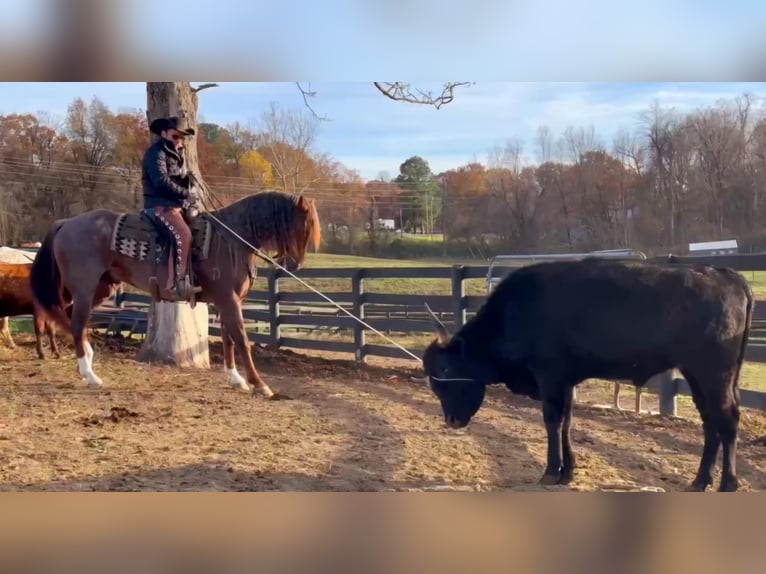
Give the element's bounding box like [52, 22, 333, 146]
[141, 138, 191, 209]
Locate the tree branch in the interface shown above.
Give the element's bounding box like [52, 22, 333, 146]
[295, 82, 330, 121]
[373, 82, 472, 109]
[191, 83, 219, 94]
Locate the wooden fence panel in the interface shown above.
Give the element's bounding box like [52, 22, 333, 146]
[63, 259, 766, 415]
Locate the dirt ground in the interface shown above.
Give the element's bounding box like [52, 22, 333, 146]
[1, 333, 765, 492]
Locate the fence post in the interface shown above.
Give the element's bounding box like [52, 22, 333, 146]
[268, 268, 281, 349]
[656, 370, 678, 416]
[451, 265, 466, 330]
[352, 269, 366, 363]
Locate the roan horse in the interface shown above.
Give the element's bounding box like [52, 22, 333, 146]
[30, 191, 321, 397]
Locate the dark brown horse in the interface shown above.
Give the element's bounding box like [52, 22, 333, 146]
[30, 191, 321, 396]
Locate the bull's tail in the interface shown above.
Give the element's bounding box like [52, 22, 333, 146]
[30, 221, 71, 331]
[731, 276, 754, 406]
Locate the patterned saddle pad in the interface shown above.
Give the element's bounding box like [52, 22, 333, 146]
[110, 211, 213, 264]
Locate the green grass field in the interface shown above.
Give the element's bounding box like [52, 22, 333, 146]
[260, 253, 766, 299]
[250, 252, 489, 296]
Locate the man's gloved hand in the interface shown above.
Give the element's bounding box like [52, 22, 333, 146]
[188, 184, 201, 204]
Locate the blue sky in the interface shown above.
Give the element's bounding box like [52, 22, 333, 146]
[0, 82, 764, 179]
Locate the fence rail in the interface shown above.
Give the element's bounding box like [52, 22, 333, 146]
[73, 252, 766, 417]
[8, 248, 766, 415]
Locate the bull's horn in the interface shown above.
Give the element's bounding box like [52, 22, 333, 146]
[424, 302, 450, 343]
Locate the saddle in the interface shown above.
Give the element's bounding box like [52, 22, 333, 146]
[110, 209, 214, 304]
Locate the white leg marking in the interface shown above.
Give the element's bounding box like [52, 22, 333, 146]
[85, 341, 94, 366]
[226, 367, 250, 391]
[78, 356, 103, 388]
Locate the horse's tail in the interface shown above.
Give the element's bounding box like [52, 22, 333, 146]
[30, 221, 71, 330]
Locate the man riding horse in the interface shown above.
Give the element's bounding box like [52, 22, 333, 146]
[142, 116, 204, 301]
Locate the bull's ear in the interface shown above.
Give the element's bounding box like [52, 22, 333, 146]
[424, 303, 450, 344]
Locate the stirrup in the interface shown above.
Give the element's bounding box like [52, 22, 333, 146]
[176, 275, 202, 301]
[150, 276, 182, 303]
[182, 275, 203, 295]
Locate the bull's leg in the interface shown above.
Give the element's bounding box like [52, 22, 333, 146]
[635, 385, 643, 414]
[217, 297, 273, 398]
[560, 385, 577, 484]
[221, 323, 248, 391]
[710, 367, 741, 492]
[681, 370, 719, 492]
[717, 395, 740, 492]
[537, 378, 570, 485]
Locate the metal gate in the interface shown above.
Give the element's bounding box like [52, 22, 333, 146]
[485, 249, 647, 294]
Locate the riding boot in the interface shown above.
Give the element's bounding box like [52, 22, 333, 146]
[154, 206, 201, 301]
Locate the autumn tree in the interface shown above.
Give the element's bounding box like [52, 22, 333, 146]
[253, 102, 321, 193]
[440, 162, 487, 242]
[485, 140, 543, 251]
[238, 150, 274, 187]
[110, 110, 149, 208]
[64, 96, 123, 212]
[196, 122, 232, 177]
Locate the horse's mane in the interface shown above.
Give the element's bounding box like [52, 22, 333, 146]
[207, 190, 321, 278]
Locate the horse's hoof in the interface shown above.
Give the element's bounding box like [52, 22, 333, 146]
[226, 370, 250, 392]
[685, 481, 710, 492]
[252, 385, 275, 399]
[85, 374, 104, 389]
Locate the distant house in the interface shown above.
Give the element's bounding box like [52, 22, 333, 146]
[688, 239, 739, 256]
[376, 219, 396, 230]
[363, 219, 397, 231]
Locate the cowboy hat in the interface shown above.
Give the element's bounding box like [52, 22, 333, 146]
[149, 116, 196, 136]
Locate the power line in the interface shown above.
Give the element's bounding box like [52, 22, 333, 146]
[0, 175, 450, 211]
[0, 162, 487, 210]
[0, 156, 451, 200]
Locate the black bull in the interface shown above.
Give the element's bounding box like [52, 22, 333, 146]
[421, 258, 754, 492]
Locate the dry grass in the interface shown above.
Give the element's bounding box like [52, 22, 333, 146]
[2, 334, 766, 492]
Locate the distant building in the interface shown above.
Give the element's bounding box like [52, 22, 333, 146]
[363, 219, 397, 231]
[376, 219, 396, 230]
[688, 239, 739, 256]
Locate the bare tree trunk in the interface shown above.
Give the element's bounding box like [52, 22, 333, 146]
[137, 82, 210, 368]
